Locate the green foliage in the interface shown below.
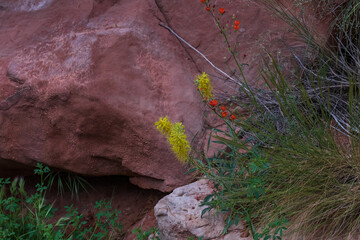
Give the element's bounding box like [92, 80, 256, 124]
[242, 1, 360, 237]
[188, 0, 360, 239]
[0, 163, 123, 240]
[254, 218, 288, 240]
[248, 57, 360, 238]
[194, 127, 287, 239]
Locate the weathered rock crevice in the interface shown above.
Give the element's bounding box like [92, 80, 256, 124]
[6, 71, 25, 85]
[154, 0, 201, 72]
[0, 86, 30, 110]
[88, 0, 120, 19]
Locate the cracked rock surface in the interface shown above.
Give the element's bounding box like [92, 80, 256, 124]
[0, 0, 202, 192]
[154, 179, 251, 240]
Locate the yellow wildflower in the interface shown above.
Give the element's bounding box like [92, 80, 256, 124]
[168, 122, 191, 163]
[195, 72, 213, 100]
[155, 116, 172, 136]
[155, 117, 191, 163]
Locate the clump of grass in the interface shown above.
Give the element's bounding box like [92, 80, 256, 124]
[243, 59, 360, 238]
[45, 170, 93, 200]
[229, 0, 360, 238]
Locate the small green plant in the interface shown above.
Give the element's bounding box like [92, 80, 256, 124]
[195, 117, 288, 239]
[254, 218, 288, 240]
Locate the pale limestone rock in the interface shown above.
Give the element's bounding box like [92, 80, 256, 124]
[154, 179, 251, 240]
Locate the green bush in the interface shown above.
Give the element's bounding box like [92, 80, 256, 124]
[0, 163, 123, 240]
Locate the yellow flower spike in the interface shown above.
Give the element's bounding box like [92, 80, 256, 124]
[155, 117, 191, 163]
[155, 116, 173, 136]
[195, 72, 214, 100]
[168, 122, 191, 163]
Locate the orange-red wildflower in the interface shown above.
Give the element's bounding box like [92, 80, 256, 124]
[231, 115, 236, 120]
[221, 111, 227, 117]
[234, 25, 239, 31]
[221, 106, 226, 111]
[206, 6, 210, 11]
[219, 8, 225, 15]
[234, 20, 240, 26]
[209, 100, 218, 107]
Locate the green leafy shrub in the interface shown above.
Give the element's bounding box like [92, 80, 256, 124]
[0, 163, 123, 240]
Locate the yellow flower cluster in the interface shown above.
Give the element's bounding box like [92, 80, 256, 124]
[155, 116, 172, 136]
[155, 117, 190, 163]
[168, 122, 191, 163]
[195, 72, 213, 100]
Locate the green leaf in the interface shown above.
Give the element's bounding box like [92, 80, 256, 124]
[200, 207, 212, 218]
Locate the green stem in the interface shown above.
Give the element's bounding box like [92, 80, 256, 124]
[208, 8, 247, 84]
[89, 224, 98, 240]
[248, 208, 257, 240]
[206, 6, 261, 109]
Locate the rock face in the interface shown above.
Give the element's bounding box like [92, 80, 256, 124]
[0, 0, 328, 191]
[154, 179, 251, 240]
[0, 0, 203, 192]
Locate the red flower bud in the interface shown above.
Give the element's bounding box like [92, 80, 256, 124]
[234, 20, 240, 26]
[219, 8, 225, 15]
[200, 0, 206, 3]
[234, 25, 240, 31]
[221, 106, 226, 111]
[231, 115, 236, 120]
[206, 6, 210, 11]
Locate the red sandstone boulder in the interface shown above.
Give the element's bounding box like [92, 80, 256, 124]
[0, 0, 202, 192]
[0, 0, 328, 191]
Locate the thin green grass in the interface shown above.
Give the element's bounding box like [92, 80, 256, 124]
[240, 1, 360, 236]
[45, 170, 93, 200]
